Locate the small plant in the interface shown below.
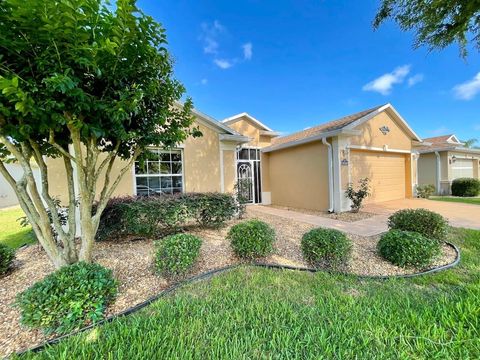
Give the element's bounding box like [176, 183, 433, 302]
[377, 230, 441, 268]
[301, 228, 352, 269]
[416, 184, 436, 199]
[451, 178, 480, 197]
[0, 244, 15, 275]
[154, 234, 202, 276]
[15, 262, 118, 334]
[228, 219, 275, 259]
[345, 178, 370, 213]
[388, 208, 448, 242]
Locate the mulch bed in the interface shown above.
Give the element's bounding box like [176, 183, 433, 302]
[268, 205, 375, 222]
[0, 208, 457, 357]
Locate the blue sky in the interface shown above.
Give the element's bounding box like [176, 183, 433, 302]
[138, 0, 480, 141]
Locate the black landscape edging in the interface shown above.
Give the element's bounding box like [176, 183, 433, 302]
[14, 241, 460, 357]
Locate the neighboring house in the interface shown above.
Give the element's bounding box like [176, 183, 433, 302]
[0, 162, 41, 209]
[416, 134, 480, 195]
[18, 102, 423, 213]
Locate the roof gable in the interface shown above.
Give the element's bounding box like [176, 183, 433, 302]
[222, 113, 273, 132]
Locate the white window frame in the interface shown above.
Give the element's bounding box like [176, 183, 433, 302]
[133, 148, 185, 196]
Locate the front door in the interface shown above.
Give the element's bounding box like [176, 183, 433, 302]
[236, 148, 262, 204]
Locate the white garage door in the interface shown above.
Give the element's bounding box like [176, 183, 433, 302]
[351, 151, 406, 203]
[452, 159, 474, 179]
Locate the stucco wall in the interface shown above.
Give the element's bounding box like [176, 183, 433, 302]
[222, 149, 236, 193]
[268, 141, 329, 211]
[226, 117, 273, 148]
[349, 111, 412, 151]
[418, 153, 437, 187]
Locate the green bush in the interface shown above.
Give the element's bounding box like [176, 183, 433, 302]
[377, 230, 441, 268]
[416, 184, 436, 199]
[451, 178, 480, 197]
[154, 234, 202, 276]
[301, 228, 352, 269]
[228, 220, 275, 259]
[15, 262, 118, 334]
[97, 193, 238, 241]
[0, 244, 15, 275]
[388, 208, 448, 242]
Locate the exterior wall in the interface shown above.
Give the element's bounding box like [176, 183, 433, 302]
[222, 149, 236, 193]
[268, 141, 329, 211]
[349, 111, 412, 151]
[447, 151, 480, 180]
[183, 122, 221, 193]
[418, 153, 437, 187]
[226, 117, 274, 148]
[0, 163, 41, 208]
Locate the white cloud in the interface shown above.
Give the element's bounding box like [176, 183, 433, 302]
[362, 65, 411, 95]
[200, 78, 208, 85]
[453, 72, 480, 100]
[242, 42, 252, 60]
[200, 20, 225, 55]
[214, 59, 233, 69]
[408, 74, 424, 87]
[428, 126, 450, 136]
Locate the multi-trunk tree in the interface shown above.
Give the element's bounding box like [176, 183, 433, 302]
[0, 0, 200, 268]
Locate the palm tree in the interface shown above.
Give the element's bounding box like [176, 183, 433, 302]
[462, 138, 479, 149]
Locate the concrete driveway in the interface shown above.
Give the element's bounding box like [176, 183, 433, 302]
[364, 198, 480, 230]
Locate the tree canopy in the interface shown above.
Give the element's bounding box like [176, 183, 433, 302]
[374, 0, 480, 57]
[0, 0, 199, 267]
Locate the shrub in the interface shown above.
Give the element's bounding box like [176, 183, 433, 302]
[97, 193, 238, 241]
[15, 262, 118, 334]
[345, 178, 370, 213]
[451, 178, 480, 197]
[154, 234, 202, 276]
[228, 219, 275, 259]
[416, 184, 436, 199]
[377, 230, 441, 268]
[388, 208, 448, 242]
[0, 244, 15, 275]
[301, 228, 352, 269]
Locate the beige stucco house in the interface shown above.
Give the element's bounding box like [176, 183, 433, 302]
[46, 103, 423, 213]
[416, 134, 480, 195]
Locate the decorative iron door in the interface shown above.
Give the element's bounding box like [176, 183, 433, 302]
[237, 162, 254, 203]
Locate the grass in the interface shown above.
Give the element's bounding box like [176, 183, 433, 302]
[430, 196, 480, 206]
[0, 207, 35, 249]
[15, 227, 480, 359]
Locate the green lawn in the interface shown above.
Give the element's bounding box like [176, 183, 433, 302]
[16, 228, 480, 359]
[0, 207, 36, 249]
[430, 196, 480, 206]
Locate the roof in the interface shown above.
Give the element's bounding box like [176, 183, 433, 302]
[270, 105, 384, 147]
[263, 103, 422, 152]
[222, 112, 274, 132]
[416, 134, 480, 154]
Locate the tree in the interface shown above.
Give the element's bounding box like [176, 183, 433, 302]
[461, 138, 479, 148]
[373, 0, 480, 57]
[0, 0, 200, 268]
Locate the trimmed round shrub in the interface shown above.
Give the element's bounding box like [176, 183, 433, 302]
[154, 234, 202, 276]
[227, 219, 275, 259]
[388, 208, 448, 242]
[0, 243, 15, 275]
[301, 228, 352, 269]
[377, 230, 441, 268]
[451, 178, 480, 197]
[15, 262, 118, 334]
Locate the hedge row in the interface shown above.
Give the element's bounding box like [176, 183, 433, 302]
[97, 193, 239, 241]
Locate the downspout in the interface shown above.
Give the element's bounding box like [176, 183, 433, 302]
[322, 138, 334, 213]
[435, 151, 441, 195]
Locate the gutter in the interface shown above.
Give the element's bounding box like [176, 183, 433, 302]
[322, 138, 334, 213]
[435, 151, 441, 195]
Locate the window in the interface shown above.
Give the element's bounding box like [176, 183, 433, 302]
[237, 147, 260, 161]
[134, 149, 183, 196]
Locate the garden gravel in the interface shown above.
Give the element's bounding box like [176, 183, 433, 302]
[0, 207, 457, 357]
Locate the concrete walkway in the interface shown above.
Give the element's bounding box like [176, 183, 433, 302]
[251, 198, 480, 237]
[250, 206, 389, 236]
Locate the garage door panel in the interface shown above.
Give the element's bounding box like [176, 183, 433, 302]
[452, 159, 473, 179]
[350, 151, 406, 203]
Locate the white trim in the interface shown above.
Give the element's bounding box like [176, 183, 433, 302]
[344, 103, 422, 142]
[219, 133, 251, 143]
[347, 145, 412, 154]
[219, 143, 225, 193]
[222, 112, 273, 131]
[261, 192, 271, 205]
[262, 129, 361, 153]
[322, 138, 334, 213]
[259, 130, 281, 137]
[435, 151, 442, 195]
[447, 135, 462, 144]
[418, 146, 480, 155]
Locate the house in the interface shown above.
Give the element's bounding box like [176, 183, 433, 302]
[44, 103, 422, 213]
[416, 134, 480, 195]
